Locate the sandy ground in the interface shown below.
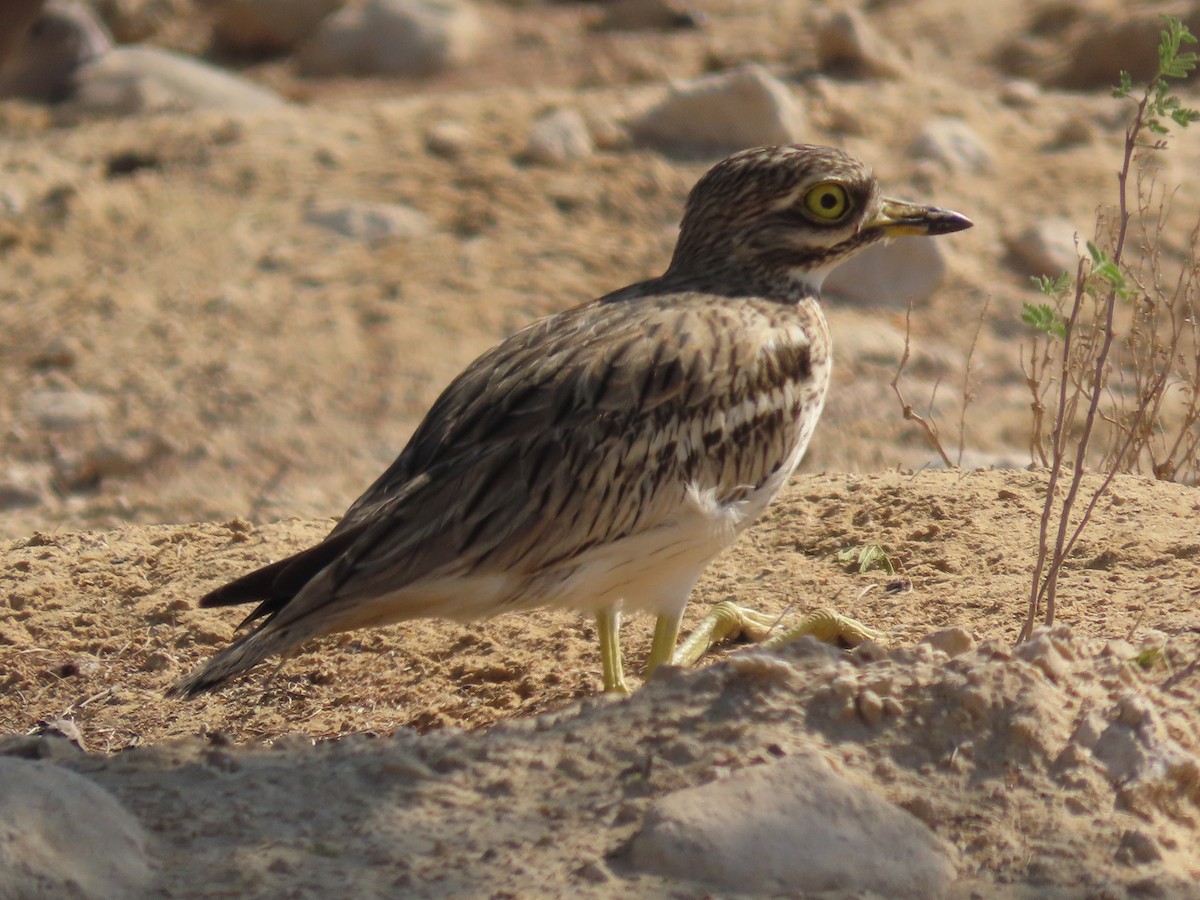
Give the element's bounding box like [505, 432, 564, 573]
[2, 0, 1200, 896]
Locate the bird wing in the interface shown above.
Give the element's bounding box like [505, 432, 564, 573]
[268, 291, 816, 626]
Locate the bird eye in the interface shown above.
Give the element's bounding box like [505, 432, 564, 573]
[802, 183, 850, 221]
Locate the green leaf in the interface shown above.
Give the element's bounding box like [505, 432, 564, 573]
[1032, 272, 1072, 297]
[837, 544, 895, 575]
[1021, 302, 1066, 339]
[1171, 107, 1200, 126]
[1113, 70, 1134, 98]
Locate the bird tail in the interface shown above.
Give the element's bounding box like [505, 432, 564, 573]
[167, 615, 316, 698]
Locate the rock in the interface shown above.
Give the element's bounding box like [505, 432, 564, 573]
[824, 236, 949, 309]
[297, 0, 485, 77]
[304, 199, 431, 242]
[594, 0, 701, 32]
[909, 117, 992, 174]
[628, 748, 957, 897]
[0, 183, 27, 218]
[67, 45, 285, 116]
[1006, 217, 1080, 277]
[0, 464, 51, 510]
[0, 0, 112, 102]
[815, 9, 906, 79]
[632, 65, 806, 154]
[999, 79, 1040, 109]
[425, 120, 471, 158]
[1053, 16, 1165, 90]
[210, 0, 343, 54]
[1047, 115, 1095, 149]
[921, 627, 975, 657]
[23, 387, 107, 430]
[0, 758, 152, 899]
[526, 108, 594, 166]
[29, 335, 80, 369]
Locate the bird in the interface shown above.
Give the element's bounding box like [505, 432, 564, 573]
[169, 144, 972, 699]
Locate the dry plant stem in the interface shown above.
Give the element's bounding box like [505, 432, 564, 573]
[892, 300, 955, 468]
[1022, 92, 1149, 642]
[957, 297, 990, 465]
[1021, 339, 1054, 466]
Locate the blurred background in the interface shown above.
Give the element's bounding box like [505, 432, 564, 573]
[1, 0, 1197, 540]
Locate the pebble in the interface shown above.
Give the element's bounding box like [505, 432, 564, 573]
[815, 9, 906, 79]
[999, 79, 1040, 109]
[526, 108, 594, 166]
[1116, 829, 1162, 865]
[909, 117, 993, 174]
[23, 387, 107, 430]
[0, 758, 152, 899]
[1006, 217, 1080, 277]
[628, 748, 957, 897]
[632, 64, 806, 153]
[824, 236, 949, 309]
[210, 0, 343, 53]
[297, 0, 485, 77]
[857, 688, 884, 725]
[920, 627, 975, 658]
[425, 120, 471, 158]
[305, 199, 432, 242]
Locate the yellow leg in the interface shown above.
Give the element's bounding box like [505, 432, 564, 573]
[672, 601, 879, 668]
[596, 608, 629, 694]
[644, 613, 683, 681]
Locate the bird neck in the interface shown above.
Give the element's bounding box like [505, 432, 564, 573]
[657, 259, 827, 305]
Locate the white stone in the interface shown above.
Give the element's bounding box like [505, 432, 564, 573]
[297, 0, 485, 77]
[526, 108, 594, 166]
[24, 388, 107, 430]
[632, 65, 806, 153]
[824, 236, 948, 309]
[815, 9, 906, 79]
[304, 200, 431, 242]
[909, 117, 992, 174]
[0, 0, 112, 102]
[68, 45, 285, 116]
[0, 758, 152, 900]
[999, 79, 1040, 109]
[425, 120, 471, 158]
[210, 0, 343, 53]
[1006, 217, 1081, 278]
[628, 749, 957, 897]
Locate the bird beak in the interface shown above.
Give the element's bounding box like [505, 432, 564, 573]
[865, 197, 974, 237]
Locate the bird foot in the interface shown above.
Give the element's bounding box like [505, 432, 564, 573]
[671, 601, 878, 668]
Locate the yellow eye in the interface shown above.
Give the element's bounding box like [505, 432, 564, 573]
[803, 183, 850, 220]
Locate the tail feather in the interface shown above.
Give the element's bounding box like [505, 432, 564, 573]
[200, 523, 367, 626]
[171, 523, 370, 698]
[167, 618, 314, 698]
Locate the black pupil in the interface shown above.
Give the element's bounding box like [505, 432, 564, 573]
[820, 192, 838, 209]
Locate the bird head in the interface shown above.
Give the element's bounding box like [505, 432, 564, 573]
[667, 144, 973, 298]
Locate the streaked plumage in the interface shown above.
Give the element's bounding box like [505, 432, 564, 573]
[170, 144, 971, 698]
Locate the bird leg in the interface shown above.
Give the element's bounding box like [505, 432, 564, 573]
[643, 613, 683, 681]
[670, 601, 879, 668]
[596, 608, 630, 694]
